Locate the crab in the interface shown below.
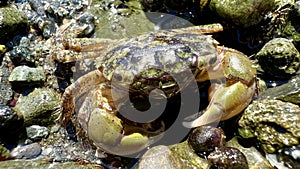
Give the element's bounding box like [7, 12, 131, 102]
[51, 21, 256, 155]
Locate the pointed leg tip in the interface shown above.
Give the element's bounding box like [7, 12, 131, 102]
[182, 121, 196, 128]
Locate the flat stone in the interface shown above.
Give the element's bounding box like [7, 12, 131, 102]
[10, 143, 42, 159]
[8, 66, 46, 84]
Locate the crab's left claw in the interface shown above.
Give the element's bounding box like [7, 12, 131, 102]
[183, 81, 256, 128]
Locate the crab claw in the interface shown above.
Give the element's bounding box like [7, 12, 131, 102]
[183, 81, 256, 128]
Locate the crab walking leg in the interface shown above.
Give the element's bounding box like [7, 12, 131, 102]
[58, 70, 106, 126]
[51, 38, 118, 63]
[170, 23, 223, 34]
[183, 81, 256, 128]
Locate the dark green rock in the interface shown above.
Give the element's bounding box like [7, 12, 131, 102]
[88, 0, 155, 39]
[281, 1, 300, 50]
[209, 0, 276, 27]
[255, 38, 300, 79]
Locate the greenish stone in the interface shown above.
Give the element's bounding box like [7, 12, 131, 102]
[169, 141, 211, 169]
[137, 141, 211, 168]
[226, 137, 273, 169]
[88, 0, 155, 39]
[0, 144, 10, 160]
[137, 145, 185, 169]
[238, 99, 300, 153]
[255, 38, 300, 79]
[0, 6, 28, 42]
[209, 0, 276, 27]
[13, 88, 60, 127]
[281, 1, 300, 50]
[8, 66, 46, 84]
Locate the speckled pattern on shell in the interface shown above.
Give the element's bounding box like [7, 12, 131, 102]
[100, 31, 218, 97]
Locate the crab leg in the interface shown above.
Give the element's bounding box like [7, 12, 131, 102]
[51, 38, 119, 63]
[168, 23, 223, 34]
[58, 70, 106, 126]
[183, 81, 256, 128]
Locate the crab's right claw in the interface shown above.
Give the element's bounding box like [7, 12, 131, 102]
[183, 81, 256, 128]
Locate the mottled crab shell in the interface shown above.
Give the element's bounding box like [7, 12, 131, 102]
[97, 30, 219, 98]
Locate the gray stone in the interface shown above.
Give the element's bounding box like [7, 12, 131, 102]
[8, 66, 46, 84]
[10, 143, 42, 159]
[26, 125, 49, 141]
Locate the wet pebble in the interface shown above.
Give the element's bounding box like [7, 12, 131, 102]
[10, 142, 42, 159]
[208, 147, 249, 169]
[13, 88, 60, 127]
[26, 125, 49, 142]
[0, 83, 13, 106]
[9, 37, 35, 66]
[226, 137, 273, 169]
[0, 60, 13, 106]
[188, 126, 226, 154]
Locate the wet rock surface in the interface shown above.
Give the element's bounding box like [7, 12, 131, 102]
[238, 99, 300, 153]
[0, 0, 298, 168]
[208, 146, 249, 169]
[258, 76, 300, 104]
[137, 145, 184, 169]
[209, 0, 276, 27]
[255, 38, 300, 79]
